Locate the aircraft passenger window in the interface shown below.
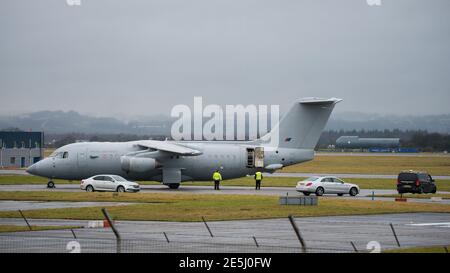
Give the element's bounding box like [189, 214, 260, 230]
[63, 152, 69, 159]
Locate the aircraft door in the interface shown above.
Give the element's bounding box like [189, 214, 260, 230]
[254, 147, 264, 168]
[77, 149, 88, 168]
[246, 147, 264, 168]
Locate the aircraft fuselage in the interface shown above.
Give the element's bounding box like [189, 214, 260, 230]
[28, 141, 314, 183]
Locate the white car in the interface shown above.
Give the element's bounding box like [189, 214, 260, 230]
[81, 175, 140, 193]
[296, 176, 359, 196]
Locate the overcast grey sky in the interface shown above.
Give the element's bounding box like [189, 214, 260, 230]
[1, 0, 449, 119]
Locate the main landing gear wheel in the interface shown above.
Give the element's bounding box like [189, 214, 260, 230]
[168, 184, 180, 189]
[47, 181, 55, 189]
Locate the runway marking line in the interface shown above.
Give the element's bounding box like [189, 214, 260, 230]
[407, 222, 450, 228]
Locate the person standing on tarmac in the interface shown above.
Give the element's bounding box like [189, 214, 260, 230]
[254, 171, 263, 190]
[212, 170, 222, 190]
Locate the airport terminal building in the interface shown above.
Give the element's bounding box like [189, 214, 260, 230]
[0, 132, 44, 168]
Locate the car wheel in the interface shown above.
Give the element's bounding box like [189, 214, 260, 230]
[117, 186, 125, 193]
[349, 187, 358, 196]
[303, 192, 311, 196]
[417, 188, 423, 194]
[86, 185, 94, 192]
[337, 193, 344, 196]
[315, 187, 324, 196]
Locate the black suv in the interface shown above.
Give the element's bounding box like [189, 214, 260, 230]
[397, 171, 437, 194]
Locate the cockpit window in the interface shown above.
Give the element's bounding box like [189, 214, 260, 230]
[50, 152, 63, 158]
[49, 151, 69, 159]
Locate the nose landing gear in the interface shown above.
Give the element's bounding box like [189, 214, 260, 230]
[47, 181, 55, 189]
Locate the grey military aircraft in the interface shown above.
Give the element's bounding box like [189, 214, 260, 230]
[27, 98, 341, 189]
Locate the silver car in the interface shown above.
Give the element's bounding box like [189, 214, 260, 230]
[296, 176, 359, 196]
[81, 175, 140, 193]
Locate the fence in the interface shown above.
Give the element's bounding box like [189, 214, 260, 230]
[0, 235, 354, 253]
[1, 209, 448, 253]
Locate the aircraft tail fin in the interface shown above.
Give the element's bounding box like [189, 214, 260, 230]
[258, 97, 342, 149]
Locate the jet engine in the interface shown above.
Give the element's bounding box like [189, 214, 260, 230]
[120, 156, 159, 173]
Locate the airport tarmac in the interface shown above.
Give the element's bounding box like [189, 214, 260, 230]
[0, 170, 28, 175]
[0, 213, 449, 253]
[0, 184, 449, 205]
[269, 173, 450, 180]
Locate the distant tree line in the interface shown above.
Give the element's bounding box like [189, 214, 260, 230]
[317, 130, 450, 152]
[402, 131, 450, 152]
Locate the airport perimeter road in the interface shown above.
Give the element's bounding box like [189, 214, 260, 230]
[0, 184, 449, 204]
[0, 213, 449, 253]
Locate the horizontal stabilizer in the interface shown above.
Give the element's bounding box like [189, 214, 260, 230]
[299, 97, 343, 105]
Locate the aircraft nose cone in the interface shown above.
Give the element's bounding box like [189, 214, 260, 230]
[26, 164, 38, 175]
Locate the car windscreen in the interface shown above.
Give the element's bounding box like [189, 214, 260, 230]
[398, 173, 418, 181]
[418, 173, 430, 181]
[112, 175, 127, 182]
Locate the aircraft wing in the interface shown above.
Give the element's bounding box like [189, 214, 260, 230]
[136, 140, 202, 156]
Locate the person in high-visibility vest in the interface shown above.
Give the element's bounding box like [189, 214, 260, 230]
[254, 171, 263, 190]
[212, 170, 222, 190]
